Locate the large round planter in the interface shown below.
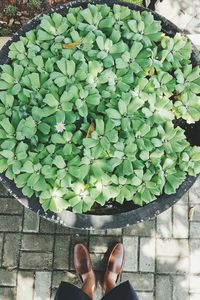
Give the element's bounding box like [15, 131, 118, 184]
[0, 0, 199, 229]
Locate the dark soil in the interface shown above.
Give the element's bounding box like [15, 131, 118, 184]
[0, 0, 71, 36]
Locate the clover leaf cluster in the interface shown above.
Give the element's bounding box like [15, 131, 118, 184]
[0, 4, 200, 214]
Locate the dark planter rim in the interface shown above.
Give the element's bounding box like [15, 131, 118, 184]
[0, 0, 199, 229]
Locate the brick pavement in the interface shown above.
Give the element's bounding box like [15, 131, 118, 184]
[0, 177, 200, 300]
[1, 2, 200, 299]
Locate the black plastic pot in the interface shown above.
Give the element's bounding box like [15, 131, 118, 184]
[0, 0, 199, 229]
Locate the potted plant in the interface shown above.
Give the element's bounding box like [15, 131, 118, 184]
[0, 0, 200, 229]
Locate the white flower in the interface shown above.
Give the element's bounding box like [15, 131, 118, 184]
[55, 122, 65, 133]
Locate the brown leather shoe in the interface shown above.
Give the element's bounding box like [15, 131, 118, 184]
[74, 244, 96, 298]
[102, 243, 125, 293]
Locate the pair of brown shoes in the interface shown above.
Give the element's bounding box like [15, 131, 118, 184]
[74, 243, 124, 298]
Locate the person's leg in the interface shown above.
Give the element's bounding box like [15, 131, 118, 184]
[54, 281, 91, 300]
[101, 281, 139, 300]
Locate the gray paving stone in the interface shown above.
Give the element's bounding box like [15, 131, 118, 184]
[93, 282, 104, 300]
[123, 220, 155, 237]
[0, 234, 3, 265]
[21, 234, 54, 252]
[0, 269, 17, 286]
[34, 272, 51, 300]
[190, 222, 200, 238]
[23, 209, 39, 233]
[90, 229, 106, 235]
[172, 275, 189, 300]
[190, 275, 200, 293]
[90, 253, 105, 271]
[56, 225, 71, 234]
[190, 205, 200, 221]
[52, 271, 80, 288]
[157, 256, 189, 274]
[89, 236, 121, 253]
[106, 229, 122, 236]
[70, 228, 89, 235]
[0, 215, 22, 232]
[190, 239, 200, 273]
[39, 218, 56, 234]
[137, 291, 154, 300]
[3, 233, 21, 268]
[123, 237, 138, 272]
[156, 208, 172, 238]
[122, 273, 154, 291]
[189, 177, 200, 204]
[16, 271, 34, 300]
[53, 235, 70, 269]
[173, 205, 189, 238]
[20, 252, 53, 270]
[0, 198, 23, 214]
[156, 275, 172, 300]
[190, 294, 200, 300]
[157, 239, 189, 257]
[139, 237, 155, 272]
[0, 287, 15, 300]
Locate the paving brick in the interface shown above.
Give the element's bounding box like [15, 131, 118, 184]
[20, 252, 53, 270]
[123, 220, 155, 236]
[90, 253, 105, 271]
[51, 289, 57, 300]
[40, 218, 56, 234]
[190, 294, 200, 300]
[156, 208, 172, 238]
[156, 275, 172, 300]
[137, 292, 154, 300]
[0, 215, 22, 232]
[3, 233, 21, 268]
[0, 198, 23, 214]
[157, 256, 189, 274]
[190, 205, 200, 221]
[139, 237, 155, 272]
[123, 237, 138, 272]
[190, 276, 200, 293]
[0, 287, 15, 300]
[21, 234, 54, 252]
[53, 236, 70, 269]
[16, 271, 34, 300]
[173, 205, 188, 238]
[52, 271, 80, 288]
[122, 273, 154, 291]
[94, 283, 104, 300]
[172, 275, 189, 300]
[70, 228, 89, 235]
[190, 239, 200, 273]
[34, 272, 51, 300]
[0, 269, 17, 286]
[189, 178, 200, 204]
[190, 222, 200, 238]
[56, 225, 71, 234]
[23, 209, 39, 232]
[106, 229, 122, 236]
[157, 239, 189, 257]
[89, 236, 121, 253]
[90, 229, 106, 235]
[0, 234, 3, 265]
